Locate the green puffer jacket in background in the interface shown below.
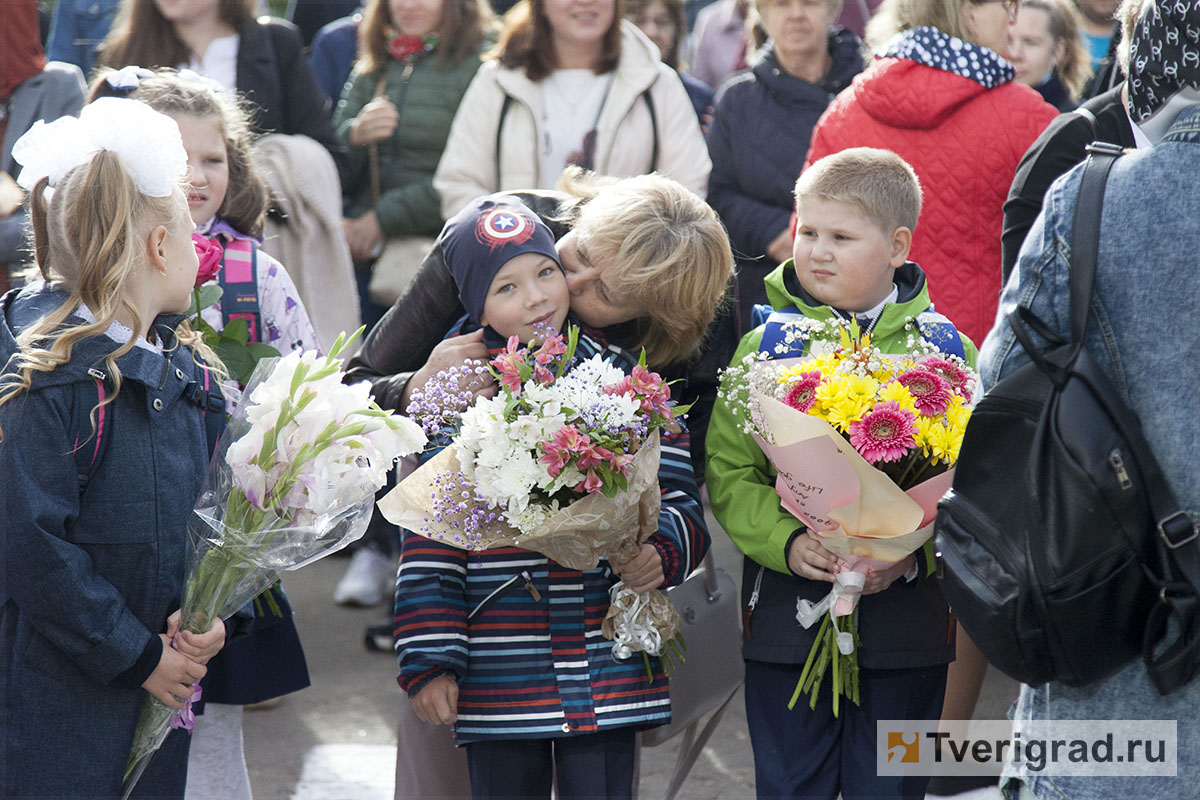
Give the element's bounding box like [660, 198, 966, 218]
[335, 44, 486, 238]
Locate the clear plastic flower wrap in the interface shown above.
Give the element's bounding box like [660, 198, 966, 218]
[121, 331, 426, 799]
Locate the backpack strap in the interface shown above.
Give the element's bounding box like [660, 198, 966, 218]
[915, 310, 966, 360]
[642, 88, 659, 173]
[755, 304, 967, 360]
[71, 368, 112, 494]
[217, 239, 261, 344]
[756, 307, 809, 358]
[496, 93, 513, 189]
[184, 365, 227, 458]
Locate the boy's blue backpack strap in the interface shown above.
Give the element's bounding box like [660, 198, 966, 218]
[748, 303, 774, 330]
[217, 239, 262, 344]
[757, 306, 809, 358]
[915, 310, 966, 360]
[71, 368, 113, 494]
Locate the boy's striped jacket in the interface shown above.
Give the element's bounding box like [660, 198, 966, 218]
[393, 327, 710, 742]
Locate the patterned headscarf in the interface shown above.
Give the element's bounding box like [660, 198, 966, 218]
[1127, 0, 1200, 123]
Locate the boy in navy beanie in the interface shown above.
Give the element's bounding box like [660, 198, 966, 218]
[440, 195, 568, 347]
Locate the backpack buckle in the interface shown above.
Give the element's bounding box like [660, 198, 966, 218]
[1158, 512, 1197, 550]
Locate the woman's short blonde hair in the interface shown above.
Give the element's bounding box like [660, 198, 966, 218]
[866, 0, 972, 49]
[562, 169, 734, 366]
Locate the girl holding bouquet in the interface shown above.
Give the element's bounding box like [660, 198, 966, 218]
[393, 196, 710, 799]
[707, 149, 977, 799]
[0, 99, 226, 798]
[90, 67, 319, 800]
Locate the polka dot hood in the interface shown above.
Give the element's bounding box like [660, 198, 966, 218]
[880, 26, 1015, 89]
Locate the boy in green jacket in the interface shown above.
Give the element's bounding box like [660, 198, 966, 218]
[706, 147, 977, 799]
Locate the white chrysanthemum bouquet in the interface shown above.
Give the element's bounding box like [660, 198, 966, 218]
[380, 326, 685, 668]
[122, 331, 426, 798]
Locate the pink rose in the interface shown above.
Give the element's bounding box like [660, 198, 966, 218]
[192, 234, 224, 286]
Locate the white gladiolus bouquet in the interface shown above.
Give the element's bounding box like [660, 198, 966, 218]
[122, 331, 426, 799]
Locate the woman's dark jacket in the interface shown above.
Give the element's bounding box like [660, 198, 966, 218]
[343, 190, 738, 481]
[705, 29, 865, 329]
[237, 17, 347, 179]
[1001, 85, 1136, 280]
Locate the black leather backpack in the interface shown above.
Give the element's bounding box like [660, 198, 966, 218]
[935, 143, 1200, 694]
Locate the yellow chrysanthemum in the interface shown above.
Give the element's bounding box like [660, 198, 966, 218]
[878, 380, 918, 414]
[944, 399, 971, 432]
[913, 413, 938, 450]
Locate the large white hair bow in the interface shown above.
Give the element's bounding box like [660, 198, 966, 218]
[12, 98, 187, 198]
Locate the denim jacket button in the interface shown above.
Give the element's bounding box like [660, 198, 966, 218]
[153, 398, 164, 412]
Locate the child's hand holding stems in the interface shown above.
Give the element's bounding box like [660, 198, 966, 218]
[787, 532, 915, 595]
[141, 612, 226, 709]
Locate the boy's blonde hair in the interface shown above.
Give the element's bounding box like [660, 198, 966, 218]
[794, 147, 923, 234]
[564, 168, 734, 366]
[0, 151, 221, 436]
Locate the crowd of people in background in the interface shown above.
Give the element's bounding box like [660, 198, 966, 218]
[3, 0, 1199, 797]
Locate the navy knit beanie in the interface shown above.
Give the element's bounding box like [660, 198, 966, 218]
[440, 195, 562, 325]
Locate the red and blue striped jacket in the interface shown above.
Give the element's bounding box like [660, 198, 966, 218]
[394, 329, 710, 742]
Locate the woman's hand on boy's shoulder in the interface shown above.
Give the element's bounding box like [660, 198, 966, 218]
[411, 674, 459, 726]
[402, 329, 496, 409]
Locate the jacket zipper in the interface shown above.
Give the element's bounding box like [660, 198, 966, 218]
[744, 565, 764, 639]
[467, 570, 541, 620]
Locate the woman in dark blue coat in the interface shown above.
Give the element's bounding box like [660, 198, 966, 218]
[705, 0, 864, 331]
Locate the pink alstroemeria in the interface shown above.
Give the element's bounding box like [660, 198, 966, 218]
[609, 451, 635, 475]
[608, 364, 673, 417]
[574, 469, 603, 494]
[576, 444, 608, 470]
[491, 336, 527, 394]
[538, 443, 569, 477]
[534, 334, 566, 365]
[532, 364, 554, 385]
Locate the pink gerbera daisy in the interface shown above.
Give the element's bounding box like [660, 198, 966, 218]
[895, 368, 953, 416]
[847, 401, 917, 463]
[919, 355, 972, 399]
[783, 371, 823, 413]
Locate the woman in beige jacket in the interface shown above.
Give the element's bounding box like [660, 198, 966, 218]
[433, 0, 710, 218]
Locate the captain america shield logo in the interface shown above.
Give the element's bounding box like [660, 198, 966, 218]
[476, 206, 536, 250]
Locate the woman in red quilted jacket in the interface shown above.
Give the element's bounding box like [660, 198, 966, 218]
[804, 0, 1057, 348]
